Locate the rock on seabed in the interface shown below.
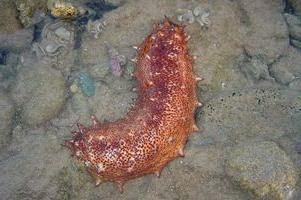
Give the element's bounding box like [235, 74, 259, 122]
[226, 141, 298, 200]
[12, 64, 66, 126]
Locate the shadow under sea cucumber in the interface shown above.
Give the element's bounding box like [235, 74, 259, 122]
[65, 17, 202, 192]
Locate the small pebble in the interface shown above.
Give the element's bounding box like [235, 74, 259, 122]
[45, 44, 57, 53]
[70, 83, 79, 93]
[54, 27, 71, 41]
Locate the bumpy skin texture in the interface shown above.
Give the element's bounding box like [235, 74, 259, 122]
[65, 18, 200, 192]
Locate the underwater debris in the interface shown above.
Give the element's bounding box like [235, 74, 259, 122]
[105, 42, 127, 77]
[87, 19, 106, 39]
[50, 1, 78, 20]
[78, 70, 96, 97]
[32, 20, 74, 65]
[177, 6, 211, 28]
[193, 6, 211, 27]
[177, 9, 195, 24]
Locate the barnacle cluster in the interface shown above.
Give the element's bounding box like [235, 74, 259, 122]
[87, 19, 107, 39]
[177, 6, 211, 28]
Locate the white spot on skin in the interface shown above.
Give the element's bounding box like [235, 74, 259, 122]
[75, 151, 81, 157]
[148, 81, 154, 86]
[127, 166, 134, 172]
[168, 52, 177, 59]
[88, 135, 93, 143]
[158, 31, 164, 37]
[96, 163, 105, 173]
[105, 148, 119, 161]
[174, 33, 181, 40]
[85, 161, 91, 167]
[97, 135, 105, 140]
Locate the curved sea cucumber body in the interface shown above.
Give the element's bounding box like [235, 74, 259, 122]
[65, 18, 200, 192]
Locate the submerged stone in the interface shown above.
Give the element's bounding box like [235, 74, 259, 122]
[11, 64, 66, 126]
[226, 141, 298, 200]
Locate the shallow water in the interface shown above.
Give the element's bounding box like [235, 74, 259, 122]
[0, 0, 301, 199]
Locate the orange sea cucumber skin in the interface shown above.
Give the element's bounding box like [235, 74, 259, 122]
[66, 18, 199, 191]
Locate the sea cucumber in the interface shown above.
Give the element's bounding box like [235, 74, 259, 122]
[65, 18, 201, 192]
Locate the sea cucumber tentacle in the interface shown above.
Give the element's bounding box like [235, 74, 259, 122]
[65, 17, 199, 192]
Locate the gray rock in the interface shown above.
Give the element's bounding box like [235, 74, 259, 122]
[284, 13, 301, 40]
[271, 47, 301, 77]
[269, 64, 296, 85]
[289, 78, 301, 91]
[240, 56, 272, 81]
[12, 64, 66, 126]
[54, 27, 71, 41]
[0, 91, 14, 149]
[239, 0, 289, 63]
[226, 141, 298, 200]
